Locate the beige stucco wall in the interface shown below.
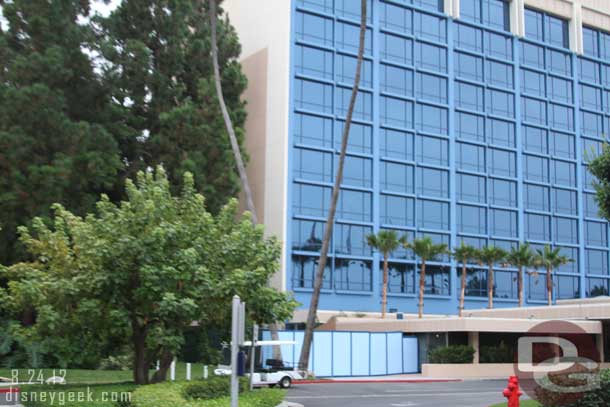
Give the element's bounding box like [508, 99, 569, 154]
[223, 0, 291, 291]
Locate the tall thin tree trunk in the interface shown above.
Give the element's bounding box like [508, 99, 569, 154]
[546, 266, 553, 306]
[418, 261, 426, 319]
[488, 264, 494, 309]
[518, 266, 524, 307]
[298, 0, 367, 371]
[459, 264, 467, 317]
[132, 323, 149, 385]
[382, 254, 388, 319]
[209, 0, 257, 224]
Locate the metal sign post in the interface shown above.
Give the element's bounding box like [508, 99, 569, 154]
[249, 324, 259, 390]
[230, 295, 241, 407]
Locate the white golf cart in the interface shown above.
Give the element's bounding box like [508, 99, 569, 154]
[214, 339, 305, 389]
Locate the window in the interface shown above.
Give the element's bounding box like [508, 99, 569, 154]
[381, 96, 413, 128]
[495, 270, 518, 299]
[524, 155, 549, 182]
[295, 11, 333, 46]
[294, 148, 332, 182]
[487, 60, 513, 88]
[293, 183, 331, 217]
[292, 219, 325, 252]
[489, 178, 516, 207]
[413, 0, 444, 12]
[294, 113, 333, 148]
[418, 167, 449, 198]
[417, 135, 448, 166]
[456, 82, 484, 111]
[587, 278, 610, 297]
[336, 0, 372, 22]
[521, 42, 545, 68]
[548, 49, 571, 76]
[554, 189, 577, 215]
[342, 155, 372, 187]
[580, 84, 602, 110]
[380, 3, 413, 34]
[555, 217, 578, 244]
[583, 27, 599, 57]
[455, 23, 483, 52]
[549, 104, 573, 131]
[551, 132, 575, 159]
[295, 79, 333, 113]
[416, 72, 447, 103]
[522, 97, 546, 125]
[415, 11, 447, 43]
[490, 209, 517, 238]
[486, 31, 512, 59]
[381, 195, 415, 226]
[455, 52, 484, 82]
[528, 273, 548, 301]
[417, 104, 449, 135]
[457, 142, 485, 173]
[523, 126, 547, 153]
[487, 89, 514, 118]
[488, 119, 515, 147]
[388, 263, 416, 294]
[423, 265, 450, 295]
[295, 45, 333, 80]
[334, 259, 372, 291]
[337, 22, 372, 54]
[335, 121, 373, 154]
[418, 200, 450, 230]
[335, 224, 373, 256]
[297, 0, 333, 14]
[292, 255, 331, 289]
[521, 69, 546, 97]
[585, 193, 601, 219]
[338, 190, 372, 221]
[552, 160, 576, 187]
[587, 249, 609, 275]
[417, 42, 447, 73]
[525, 8, 568, 48]
[581, 111, 604, 138]
[556, 275, 580, 299]
[488, 149, 516, 177]
[549, 76, 572, 104]
[458, 174, 486, 203]
[586, 221, 608, 247]
[381, 129, 414, 160]
[580, 58, 601, 84]
[458, 205, 487, 235]
[336, 88, 372, 121]
[466, 268, 487, 297]
[557, 246, 578, 273]
[525, 184, 550, 211]
[381, 33, 413, 65]
[382, 64, 413, 97]
[460, 0, 510, 31]
[457, 112, 485, 142]
[381, 157, 415, 194]
[337, 55, 372, 88]
[526, 214, 551, 241]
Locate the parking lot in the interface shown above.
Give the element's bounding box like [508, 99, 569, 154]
[287, 380, 515, 407]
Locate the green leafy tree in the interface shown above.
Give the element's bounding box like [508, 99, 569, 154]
[3, 168, 296, 384]
[476, 246, 508, 309]
[96, 0, 247, 214]
[406, 237, 449, 319]
[453, 243, 478, 317]
[588, 144, 610, 220]
[534, 245, 571, 306]
[507, 243, 535, 307]
[0, 0, 124, 264]
[367, 231, 406, 319]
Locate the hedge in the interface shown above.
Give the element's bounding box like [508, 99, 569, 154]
[428, 345, 476, 364]
[536, 369, 610, 407]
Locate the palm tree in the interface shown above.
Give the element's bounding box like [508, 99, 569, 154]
[405, 237, 449, 319]
[367, 230, 406, 318]
[534, 245, 572, 306]
[453, 243, 479, 317]
[477, 246, 508, 309]
[298, 0, 368, 371]
[209, 0, 258, 223]
[507, 243, 535, 307]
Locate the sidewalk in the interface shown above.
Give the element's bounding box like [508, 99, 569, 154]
[295, 374, 462, 384]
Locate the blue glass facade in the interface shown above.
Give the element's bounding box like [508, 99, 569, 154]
[287, 0, 610, 314]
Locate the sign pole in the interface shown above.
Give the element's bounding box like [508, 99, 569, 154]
[249, 324, 259, 390]
[231, 295, 240, 407]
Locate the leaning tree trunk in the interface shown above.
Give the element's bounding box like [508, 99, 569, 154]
[298, 0, 367, 371]
[487, 264, 494, 309]
[546, 266, 553, 306]
[150, 349, 174, 383]
[381, 254, 389, 319]
[459, 264, 467, 317]
[518, 266, 524, 307]
[418, 261, 426, 319]
[209, 0, 257, 223]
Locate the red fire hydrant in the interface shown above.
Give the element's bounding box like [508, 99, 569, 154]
[503, 376, 523, 407]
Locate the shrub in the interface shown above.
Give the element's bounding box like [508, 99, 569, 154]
[536, 369, 610, 407]
[182, 377, 249, 400]
[99, 354, 133, 371]
[480, 341, 514, 363]
[428, 345, 475, 364]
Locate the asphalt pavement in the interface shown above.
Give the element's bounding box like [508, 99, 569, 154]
[287, 380, 518, 407]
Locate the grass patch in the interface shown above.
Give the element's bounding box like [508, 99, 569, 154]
[16, 383, 136, 407]
[489, 401, 541, 407]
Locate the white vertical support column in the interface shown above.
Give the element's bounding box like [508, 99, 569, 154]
[570, 0, 584, 54]
[204, 365, 209, 380]
[444, 0, 460, 19]
[510, 0, 525, 38]
[170, 359, 176, 381]
[231, 296, 241, 407]
[468, 332, 480, 364]
[186, 363, 192, 381]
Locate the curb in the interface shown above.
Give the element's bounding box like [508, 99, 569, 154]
[294, 378, 463, 384]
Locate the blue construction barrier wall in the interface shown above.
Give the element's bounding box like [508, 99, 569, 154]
[262, 330, 418, 377]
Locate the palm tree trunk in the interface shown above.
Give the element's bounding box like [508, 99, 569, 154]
[487, 264, 494, 309]
[418, 261, 426, 319]
[209, 0, 258, 223]
[382, 254, 389, 319]
[546, 266, 553, 306]
[518, 266, 524, 307]
[298, 0, 367, 371]
[459, 264, 467, 317]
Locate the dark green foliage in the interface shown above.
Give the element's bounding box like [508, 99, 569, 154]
[480, 341, 514, 363]
[428, 345, 476, 364]
[588, 145, 610, 221]
[536, 369, 610, 407]
[182, 376, 249, 400]
[179, 326, 222, 365]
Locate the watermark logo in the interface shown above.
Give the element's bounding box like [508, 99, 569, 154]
[514, 320, 601, 406]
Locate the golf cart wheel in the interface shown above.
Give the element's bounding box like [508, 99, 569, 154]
[279, 376, 292, 389]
